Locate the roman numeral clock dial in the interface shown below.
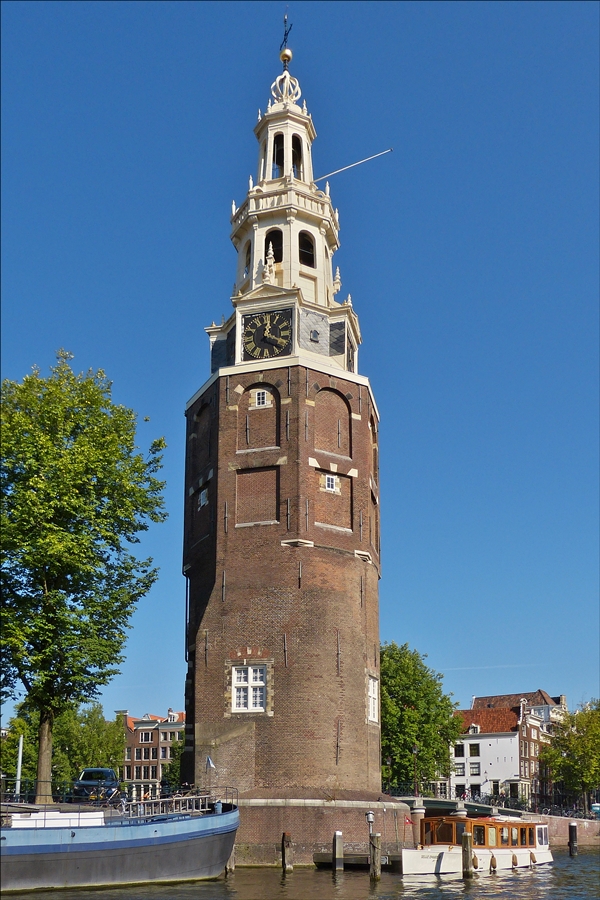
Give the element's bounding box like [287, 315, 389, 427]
[242, 309, 293, 360]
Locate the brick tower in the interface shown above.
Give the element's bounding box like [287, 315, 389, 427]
[182, 48, 381, 799]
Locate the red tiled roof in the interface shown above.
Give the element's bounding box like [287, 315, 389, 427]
[455, 708, 519, 734]
[472, 690, 559, 710]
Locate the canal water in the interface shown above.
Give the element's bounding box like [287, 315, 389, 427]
[9, 849, 598, 899]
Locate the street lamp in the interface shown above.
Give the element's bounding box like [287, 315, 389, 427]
[365, 810, 374, 835]
[412, 745, 419, 797]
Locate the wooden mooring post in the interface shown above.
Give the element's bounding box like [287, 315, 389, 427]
[569, 822, 578, 857]
[462, 830, 473, 878]
[370, 833, 381, 880]
[281, 833, 293, 872]
[332, 830, 344, 871]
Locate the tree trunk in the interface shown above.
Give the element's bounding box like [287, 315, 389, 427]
[35, 711, 54, 804]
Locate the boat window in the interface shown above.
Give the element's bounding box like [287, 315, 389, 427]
[520, 828, 528, 846]
[455, 822, 466, 844]
[473, 825, 486, 846]
[423, 821, 433, 845]
[436, 821, 454, 843]
[528, 827, 535, 846]
[537, 826, 544, 846]
[488, 826, 497, 847]
[511, 827, 519, 846]
[544, 826, 548, 845]
[500, 827, 509, 846]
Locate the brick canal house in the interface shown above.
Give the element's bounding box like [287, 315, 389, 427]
[118, 709, 185, 800]
[180, 47, 411, 862]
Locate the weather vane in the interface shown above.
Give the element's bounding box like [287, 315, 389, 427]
[280, 11, 293, 52]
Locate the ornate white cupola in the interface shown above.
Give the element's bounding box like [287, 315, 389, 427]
[206, 47, 361, 377]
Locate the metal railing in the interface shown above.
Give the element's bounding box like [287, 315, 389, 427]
[0, 778, 238, 813]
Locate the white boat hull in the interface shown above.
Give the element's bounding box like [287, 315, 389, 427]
[401, 844, 553, 875]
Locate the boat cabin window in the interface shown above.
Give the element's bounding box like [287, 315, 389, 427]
[511, 827, 519, 846]
[529, 827, 535, 846]
[500, 827, 509, 845]
[436, 821, 454, 843]
[520, 828, 528, 846]
[488, 826, 497, 847]
[455, 822, 466, 844]
[423, 821, 433, 845]
[473, 825, 486, 846]
[537, 826, 548, 846]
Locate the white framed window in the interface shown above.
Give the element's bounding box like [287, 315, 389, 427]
[255, 390, 267, 407]
[135, 748, 142, 760]
[368, 676, 379, 722]
[161, 732, 167, 741]
[325, 474, 337, 492]
[161, 747, 167, 759]
[470, 762, 481, 776]
[139, 732, 153, 743]
[455, 763, 465, 776]
[199, 488, 209, 508]
[125, 747, 131, 760]
[233, 665, 266, 711]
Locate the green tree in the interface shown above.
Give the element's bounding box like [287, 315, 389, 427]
[539, 699, 600, 812]
[1, 702, 125, 788]
[1, 351, 166, 802]
[161, 737, 185, 789]
[380, 642, 462, 790]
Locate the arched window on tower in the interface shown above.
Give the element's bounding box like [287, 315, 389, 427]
[292, 135, 303, 180]
[265, 229, 283, 263]
[272, 134, 284, 179]
[243, 242, 251, 278]
[299, 231, 315, 268]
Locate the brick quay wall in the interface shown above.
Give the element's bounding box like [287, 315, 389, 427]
[539, 814, 600, 848]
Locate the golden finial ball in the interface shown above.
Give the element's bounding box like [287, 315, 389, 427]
[280, 48, 293, 64]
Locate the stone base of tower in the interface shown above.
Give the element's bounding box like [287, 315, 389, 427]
[233, 795, 415, 866]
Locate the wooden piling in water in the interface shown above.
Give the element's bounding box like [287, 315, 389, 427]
[569, 822, 578, 857]
[332, 831, 344, 871]
[370, 833, 381, 880]
[462, 831, 473, 878]
[281, 833, 293, 872]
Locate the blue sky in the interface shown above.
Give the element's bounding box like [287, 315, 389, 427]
[2, 0, 598, 722]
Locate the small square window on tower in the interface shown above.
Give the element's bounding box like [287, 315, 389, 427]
[199, 488, 209, 508]
[325, 474, 337, 492]
[255, 390, 267, 407]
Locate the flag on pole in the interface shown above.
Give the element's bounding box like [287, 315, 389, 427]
[206, 755, 216, 772]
